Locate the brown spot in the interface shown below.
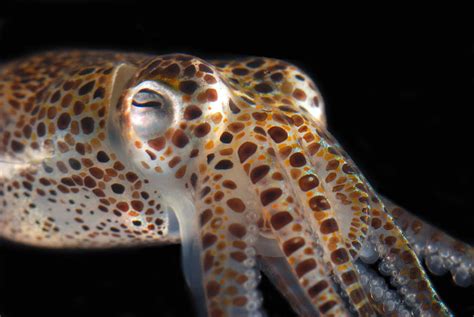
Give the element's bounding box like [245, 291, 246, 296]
[319, 301, 337, 314]
[57, 113, 71, 130]
[206, 281, 220, 298]
[84, 176, 97, 188]
[383, 222, 394, 230]
[228, 223, 247, 238]
[126, 172, 139, 183]
[61, 177, 75, 187]
[342, 271, 357, 286]
[73, 101, 85, 115]
[215, 160, 233, 170]
[11, 140, 24, 153]
[198, 63, 213, 73]
[194, 123, 211, 137]
[89, 167, 104, 179]
[320, 218, 339, 234]
[96, 151, 110, 163]
[175, 165, 187, 178]
[267, 126, 288, 143]
[47, 106, 57, 119]
[252, 112, 267, 121]
[292, 88, 307, 101]
[342, 163, 355, 174]
[331, 248, 349, 265]
[50, 90, 61, 103]
[237, 142, 257, 163]
[161, 63, 180, 78]
[270, 72, 284, 82]
[308, 143, 321, 155]
[230, 251, 247, 262]
[296, 259, 316, 277]
[260, 188, 282, 206]
[226, 198, 245, 213]
[203, 252, 214, 271]
[229, 99, 241, 113]
[246, 59, 265, 68]
[308, 281, 328, 298]
[94, 87, 105, 99]
[282, 237, 305, 256]
[205, 88, 218, 101]
[78, 80, 95, 95]
[220, 132, 233, 144]
[183, 105, 202, 120]
[202, 233, 218, 249]
[131, 200, 144, 211]
[232, 68, 249, 76]
[298, 174, 319, 191]
[254, 126, 266, 136]
[80, 117, 95, 135]
[326, 159, 339, 171]
[148, 136, 166, 151]
[22, 125, 32, 138]
[270, 211, 293, 230]
[385, 236, 397, 246]
[172, 130, 189, 148]
[279, 146, 292, 159]
[68, 158, 81, 170]
[183, 65, 196, 77]
[200, 186, 211, 198]
[111, 183, 125, 194]
[116, 202, 129, 212]
[250, 165, 270, 184]
[179, 80, 198, 95]
[228, 122, 245, 133]
[349, 288, 365, 304]
[254, 82, 273, 93]
[222, 180, 237, 189]
[289, 152, 306, 167]
[371, 218, 382, 229]
[200, 209, 213, 226]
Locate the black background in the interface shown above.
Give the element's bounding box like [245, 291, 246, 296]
[0, 4, 472, 317]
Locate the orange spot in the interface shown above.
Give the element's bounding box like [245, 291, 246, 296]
[205, 140, 214, 150]
[211, 112, 223, 124]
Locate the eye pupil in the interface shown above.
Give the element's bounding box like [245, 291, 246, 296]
[132, 89, 165, 108]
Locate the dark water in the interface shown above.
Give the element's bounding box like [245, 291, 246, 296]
[0, 5, 472, 317]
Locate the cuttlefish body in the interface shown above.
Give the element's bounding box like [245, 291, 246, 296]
[0, 51, 472, 316]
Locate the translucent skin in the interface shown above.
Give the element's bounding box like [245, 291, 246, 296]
[0, 51, 472, 316]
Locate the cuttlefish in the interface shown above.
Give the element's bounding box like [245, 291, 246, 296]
[0, 51, 472, 316]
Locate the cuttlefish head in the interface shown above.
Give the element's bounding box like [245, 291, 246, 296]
[106, 53, 334, 258]
[112, 54, 325, 195]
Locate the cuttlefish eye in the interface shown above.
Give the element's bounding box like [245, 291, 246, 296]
[129, 81, 176, 139]
[132, 88, 166, 108]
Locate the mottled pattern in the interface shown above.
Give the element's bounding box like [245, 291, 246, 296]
[0, 51, 472, 317]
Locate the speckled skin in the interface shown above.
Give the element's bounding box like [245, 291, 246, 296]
[0, 51, 472, 317]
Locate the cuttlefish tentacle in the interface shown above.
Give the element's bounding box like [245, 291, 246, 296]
[294, 116, 372, 260]
[364, 195, 452, 316]
[240, 127, 350, 316]
[382, 197, 473, 287]
[188, 141, 266, 317]
[301, 125, 454, 315]
[256, 114, 376, 316]
[257, 253, 322, 316]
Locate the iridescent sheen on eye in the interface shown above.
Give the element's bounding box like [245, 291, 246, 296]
[129, 84, 174, 140]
